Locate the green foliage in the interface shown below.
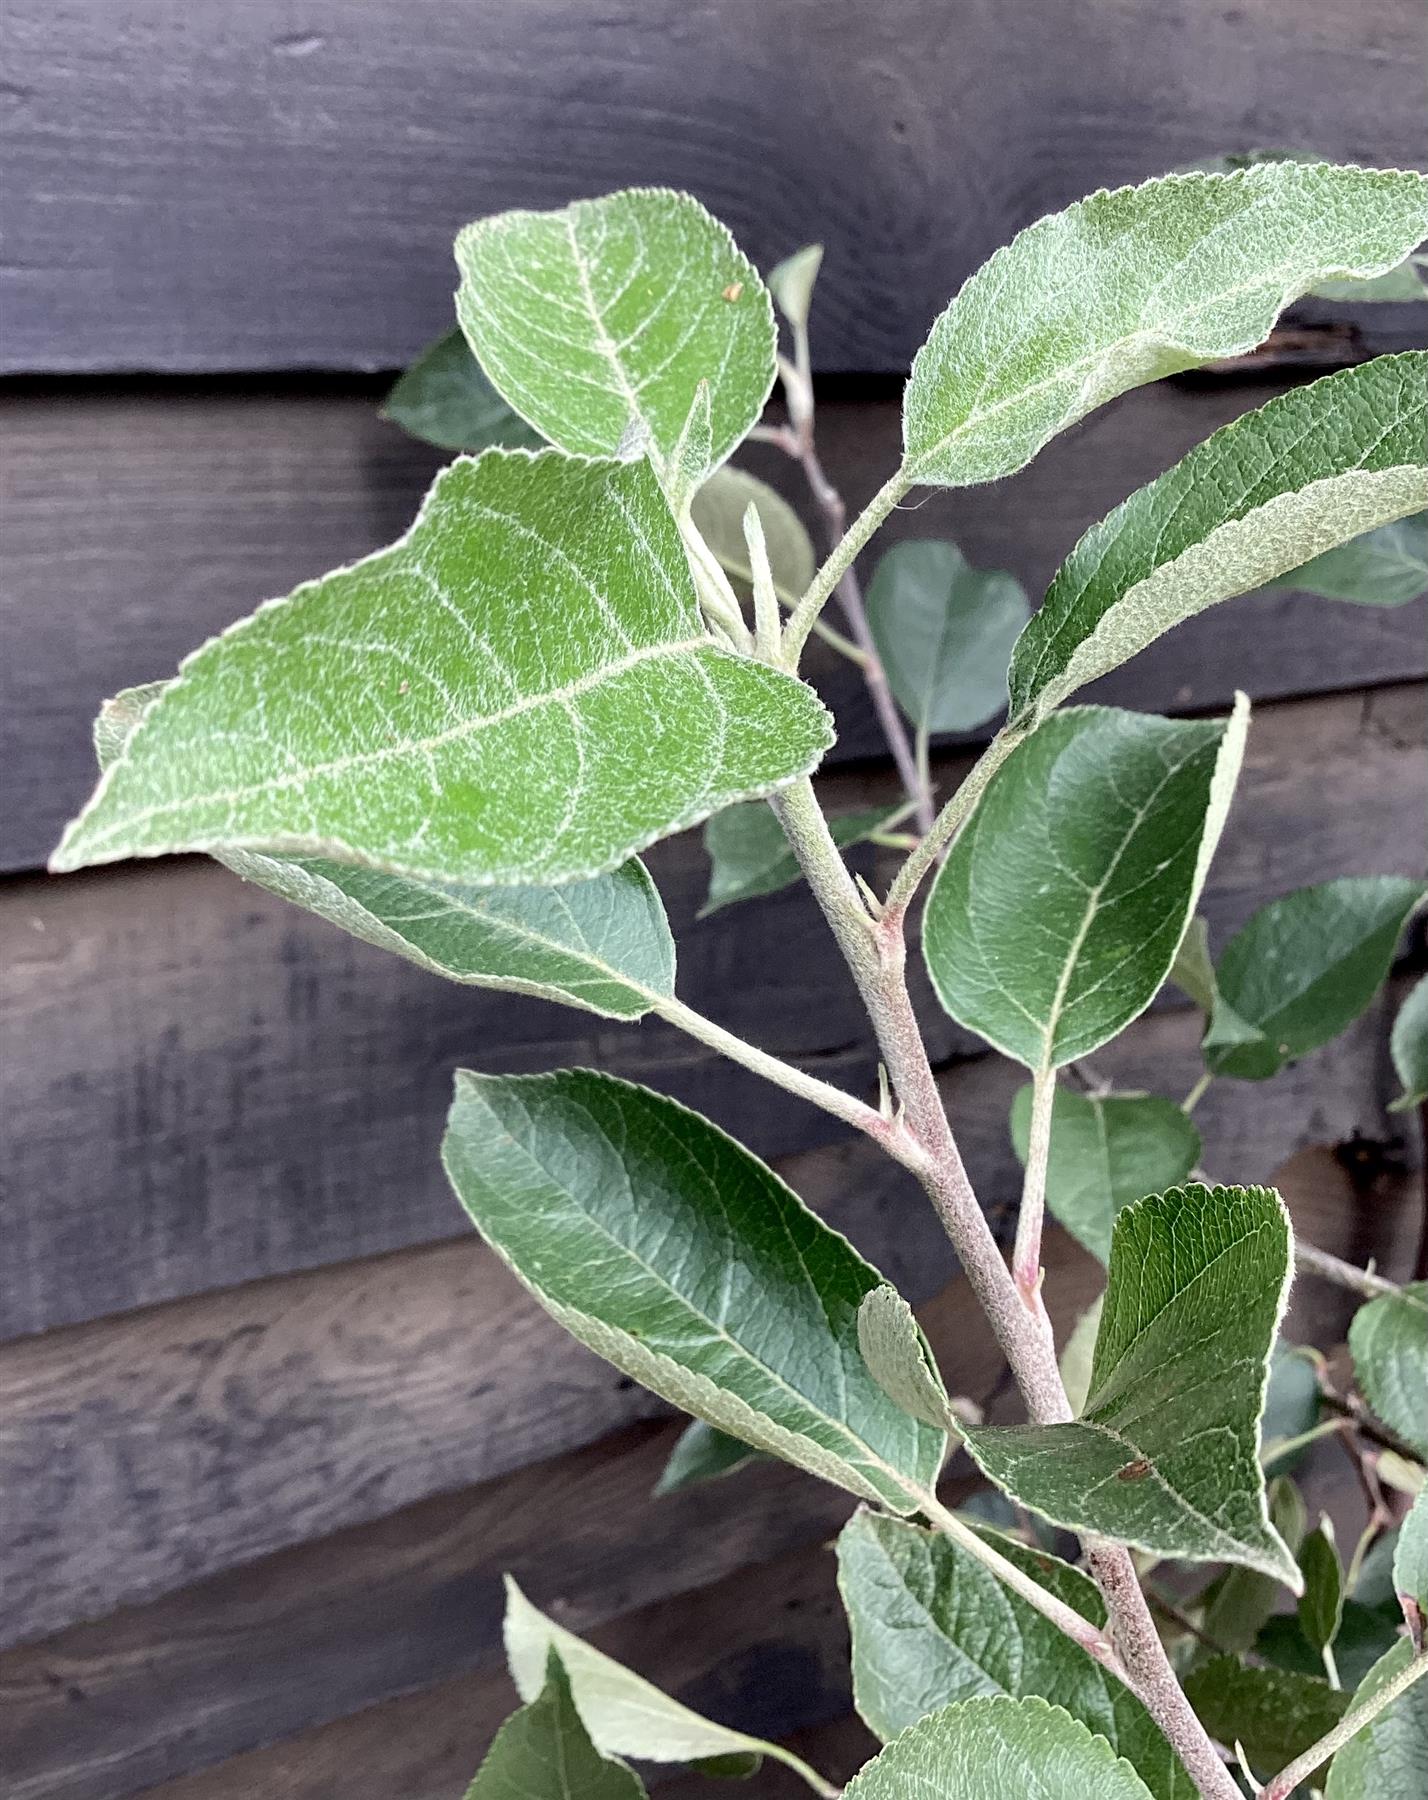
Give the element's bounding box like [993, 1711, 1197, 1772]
[464, 1651, 647, 1800]
[1298, 1518, 1346, 1656]
[691, 466, 817, 606]
[653, 1420, 762, 1495]
[1270, 514, 1428, 608]
[701, 801, 896, 915]
[383, 328, 542, 453]
[1390, 977, 1428, 1111]
[1396, 1492, 1428, 1619]
[1349, 1283, 1428, 1458]
[855, 1286, 954, 1431]
[1324, 1639, 1428, 1799]
[1182, 1657, 1349, 1777]
[767, 244, 824, 333]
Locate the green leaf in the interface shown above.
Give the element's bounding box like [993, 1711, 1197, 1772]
[454, 189, 776, 469]
[1314, 261, 1428, 301]
[843, 1695, 1156, 1800]
[691, 466, 817, 607]
[865, 540, 1029, 734]
[1183, 1656, 1350, 1777]
[1261, 1344, 1324, 1469]
[1168, 916, 1217, 1015]
[442, 1070, 945, 1511]
[856, 1286, 954, 1432]
[465, 1650, 647, 1800]
[503, 1578, 767, 1773]
[53, 451, 833, 886]
[837, 1512, 1194, 1796]
[1258, 1602, 1405, 1694]
[924, 703, 1248, 1069]
[1395, 1490, 1428, 1621]
[653, 1420, 763, 1496]
[1207, 877, 1425, 1080]
[94, 686, 678, 1019]
[1059, 1295, 1104, 1415]
[1200, 1475, 1308, 1655]
[1006, 355, 1428, 722]
[1300, 1517, 1347, 1654]
[1349, 1283, 1428, 1459]
[383, 328, 544, 454]
[1009, 1086, 1201, 1264]
[767, 244, 824, 333]
[1325, 1638, 1428, 1799]
[902, 163, 1428, 490]
[963, 1183, 1299, 1584]
[1390, 977, 1428, 1112]
[1270, 513, 1428, 608]
[700, 800, 896, 916]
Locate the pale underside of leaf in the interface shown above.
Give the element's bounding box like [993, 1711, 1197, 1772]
[856, 1287, 954, 1432]
[465, 1652, 647, 1800]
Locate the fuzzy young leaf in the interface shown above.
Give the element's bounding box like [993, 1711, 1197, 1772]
[653, 1420, 762, 1496]
[454, 190, 776, 468]
[701, 801, 896, 916]
[691, 466, 817, 607]
[865, 540, 1029, 733]
[924, 703, 1248, 1069]
[1349, 1282, 1428, 1459]
[767, 244, 824, 333]
[94, 686, 678, 1018]
[53, 452, 832, 886]
[383, 328, 544, 453]
[1007, 355, 1428, 722]
[466, 1652, 647, 1800]
[1182, 1657, 1349, 1778]
[856, 1286, 954, 1432]
[1009, 1086, 1202, 1264]
[442, 1070, 945, 1511]
[1207, 877, 1425, 1080]
[1394, 1490, 1428, 1621]
[1299, 1518, 1346, 1655]
[1324, 1639, 1428, 1800]
[1270, 513, 1428, 608]
[1390, 977, 1428, 1112]
[902, 164, 1428, 490]
[843, 1696, 1156, 1800]
[963, 1183, 1299, 1583]
[837, 1512, 1194, 1796]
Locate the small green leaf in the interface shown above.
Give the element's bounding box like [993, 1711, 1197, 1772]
[653, 1420, 763, 1496]
[53, 452, 833, 887]
[1349, 1283, 1428, 1459]
[767, 244, 824, 333]
[1300, 1517, 1347, 1654]
[1182, 1656, 1350, 1778]
[1270, 513, 1428, 608]
[1009, 1086, 1201, 1264]
[700, 800, 896, 916]
[1325, 1638, 1428, 1799]
[691, 466, 817, 607]
[465, 1650, 647, 1800]
[1390, 977, 1428, 1112]
[1168, 917, 1217, 1015]
[1394, 1490, 1428, 1624]
[1313, 262, 1428, 301]
[503, 1578, 769, 1772]
[443, 1070, 945, 1511]
[856, 1286, 954, 1432]
[902, 164, 1428, 490]
[843, 1695, 1156, 1800]
[837, 1512, 1194, 1796]
[963, 1183, 1299, 1584]
[1200, 1475, 1308, 1655]
[383, 328, 544, 453]
[666, 380, 715, 516]
[1261, 1344, 1324, 1470]
[1007, 355, 1428, 721]
[924, 703, 1248, 1069]
[454, 189, 776, 468]
[1208, 877, 1425, 1080]
[1059, 1295, 1104, 1416]
[864, 540, 1029, 735]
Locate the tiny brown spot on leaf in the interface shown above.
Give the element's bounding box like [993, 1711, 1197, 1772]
[722, 281, 744, 302]
[1117, 1457, 1152, 1482]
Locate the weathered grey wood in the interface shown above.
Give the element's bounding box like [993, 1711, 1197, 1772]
[2, 684, 1421, 1340]
[3, 0, 1423, 373]
[6, 378, 1426, 871]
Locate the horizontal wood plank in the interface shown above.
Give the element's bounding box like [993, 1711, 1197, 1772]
[6, 377, 1426, 871]
[4, 0, 1423, 372]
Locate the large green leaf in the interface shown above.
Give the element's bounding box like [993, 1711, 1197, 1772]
[1270, 513, 1428, 608]
[843, 1696, 1156, 1800]
[383, 327, 544, 453]
[1207, 877, 1425, 1080]
[93, 684, 675, 1018]
[465, 1651, 647, 1800]
[865, 540, 1029, 733]
[442, 1070, 945, 1511]
[1009, 1085, 1201, 1264]
[53, 452, 832, 886]
[691, 466, 816, 607]
[1325, 1639, 1428, 1799]
[1006, 356, 1428, 722]
[923, 703, 1248, 1069]
[902, 163, 1428, 490]
[1390, 977, 1428, 1112]
[837, 1512, 1194, 1796]
[454, 189, 776, 468]
[1182, 1656, 1349, 1778]
[700, 800, 896, 916]
[653, 1420, 762, 1496]
[963, 1183, 1299, 1583]
[1349, 1283, 1428, 1459]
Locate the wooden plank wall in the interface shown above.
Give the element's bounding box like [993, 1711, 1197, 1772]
[2, 2, 1425, 1794]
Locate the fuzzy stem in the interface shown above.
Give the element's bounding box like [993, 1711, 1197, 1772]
[1260, 1649, 1428, 1800]
[782, 468, 910, 663]
[1181, 1071, 1214, 1115]
[882, 723, 1025, 921]
[1295, 1240, 1402, 1300]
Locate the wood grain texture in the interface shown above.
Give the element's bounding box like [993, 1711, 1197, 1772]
[3, 0, 1424, 373]
[7, 378, 1426, 872]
